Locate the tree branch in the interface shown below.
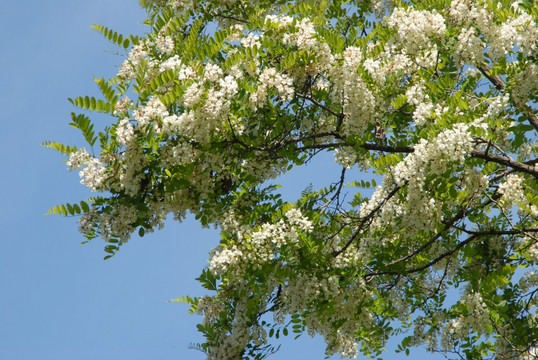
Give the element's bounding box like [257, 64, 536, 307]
[478, 64, 538, 132]
[332, 184, 403, 257]
[383, 206, 470, 269]
[471, 150, 538, 177]
[367, 233, 480, 278]
[295, 92, 344, 120]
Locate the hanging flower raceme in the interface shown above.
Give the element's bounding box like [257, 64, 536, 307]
[48, 0, 538, 358]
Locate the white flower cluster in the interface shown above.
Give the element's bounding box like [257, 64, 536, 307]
[156, 35, 174, 54]
[251, 68, 294, 106]
[240, 33, 261, 48]
[453, 27, 485, 66]
[512, 63, 538, 103]
[460, 291, 491, 332]
[78, 158, 107, 192]
[133, 96, 169, 131]
[454, 27, 485, 66]
[328, 46, 379, 136]
[116, 118, 134, 145]
[406, 82, 434, 126]
[459, 169, 489, 198]
[158, 54, 179, 71]
[208, 209, 313, 276]
[449, 0, 538, 61]
[264, 14, 295, 28]
[486, 94, 510, 119]
[363, 8, 445, 85]
[519, 141, 538, 160]
[519, 269, 538, 292]
[343, 46, 362, 72]
[263, 15, 333, 78]
[158, 55, 196, 84]
[219, 75, 238, 97]
[393, 123, 473, 186]
[522, 348, 538, 360]
[284, 208, 314, 232]
[159, 114, 178, 136]
[363, 46, 407, 85]
[67, 148, 91, 171]
[106, 205, 138, 241]
[114, 96, 131, 115]
[208, 245, 243, 276]
[157, 61, 242, 142]
[358, 179, 392, 222]
[441, 291, 491, 352]
[67, 148, 108, 192]
[280, 273, 372, 359]
[117, 43, 147, 82]
[207, 296, 256, 360]
[227, 24, 244, 42]
[195, 296, 220, 324]
[359, 124, 474, 235]
[198, 292, 269, 359]
[169, 0, 192, 14]
[496, 11, 538, 57]
[282, 18, 317, 50]
[238, 157, 287, 182]
[181, 82, 202, 108]
[114, 145, 147, 196]
[204, 63, 223, 82]
[370, 0, 393, 17]
[387, 8, 446, 54]
[498, 174, 525, 209]
[511, 13, 538, 57]
[334, 147, 358, 169]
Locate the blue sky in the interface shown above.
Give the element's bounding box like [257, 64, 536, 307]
[0, 1, 441, 359]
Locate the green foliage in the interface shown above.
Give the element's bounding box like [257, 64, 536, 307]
[47, 200, 91, 216]
[69, 96, 112, 113]
[42, 141, 78, 155]
[94, 77, 118, 104]
[50, 0, 538, 359]
[167, 295, 198, 313]
[67, 112, 97, 147]
[90, 24, 136, 49]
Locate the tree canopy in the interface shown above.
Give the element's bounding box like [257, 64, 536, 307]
[48, 0, 538, 358]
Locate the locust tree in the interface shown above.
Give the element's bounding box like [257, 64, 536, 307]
[47, 0, 538, 358]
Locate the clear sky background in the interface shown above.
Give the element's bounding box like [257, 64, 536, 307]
[0, 1, 443, 359]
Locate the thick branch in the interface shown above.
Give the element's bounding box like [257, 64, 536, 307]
[462, 228, 538, 236]
[300, 142, 538, 177]
[362, 143, 413, 153]
[471, 150, 538, 177]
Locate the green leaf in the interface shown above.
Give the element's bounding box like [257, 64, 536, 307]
[42, 141, 78, 155]
[91, 24, 130, 49]
[69, 112, 97, 147]
[80, 201, 90, 213]
[70, 95, 112, 114]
